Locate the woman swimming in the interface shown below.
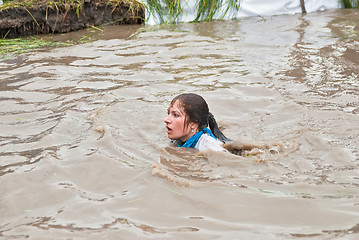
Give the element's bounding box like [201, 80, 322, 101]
[164, 93, 231, 152]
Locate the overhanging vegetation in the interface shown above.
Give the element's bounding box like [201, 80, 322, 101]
[146, 0, 240, 24]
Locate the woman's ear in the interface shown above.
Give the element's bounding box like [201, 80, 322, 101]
[189, 122, 199, 131]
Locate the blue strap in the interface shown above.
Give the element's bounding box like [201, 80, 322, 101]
[178, 128, 216, 148]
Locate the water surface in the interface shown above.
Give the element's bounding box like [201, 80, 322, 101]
[1, 9, 359, 239]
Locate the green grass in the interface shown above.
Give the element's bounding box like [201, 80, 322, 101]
[0, 28, 104, 59]
[146, 0, 241, 24]
[0, 37, 71, 58]
[194, 0, 240, 22]
[342, 0, 359, 8]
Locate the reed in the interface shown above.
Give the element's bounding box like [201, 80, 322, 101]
[342, 0, 359, 8]
[146, 0, 240, 24]
[146, 0, 182, 23]
[0, 33, 96, 58]
[0, 37, 67, 58]
[194, 0, 240, 22]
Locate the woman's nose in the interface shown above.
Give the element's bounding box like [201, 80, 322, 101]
[164, 115, 170, 123]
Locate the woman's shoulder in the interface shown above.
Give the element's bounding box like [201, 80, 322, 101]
[195, 133, 227, 152]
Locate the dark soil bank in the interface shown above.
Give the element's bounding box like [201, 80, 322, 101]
[0, 0, 145, 38]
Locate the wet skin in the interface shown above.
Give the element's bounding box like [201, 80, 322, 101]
[164, 100, 198, 143]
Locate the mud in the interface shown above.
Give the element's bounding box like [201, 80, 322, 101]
[0, 0, 144, 38]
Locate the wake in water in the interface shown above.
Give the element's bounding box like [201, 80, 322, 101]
[153, 125, 357, 202]
[152, 129, 303, 187]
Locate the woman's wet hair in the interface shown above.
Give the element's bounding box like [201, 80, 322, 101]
[170, 93, 232, 143]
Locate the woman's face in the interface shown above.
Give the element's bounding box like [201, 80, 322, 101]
[164, 100, 197, 142]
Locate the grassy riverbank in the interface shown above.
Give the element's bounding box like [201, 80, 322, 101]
[0, 0, 146, 58]
[0, 0, 144, 11]
[0, 0, 145, 39]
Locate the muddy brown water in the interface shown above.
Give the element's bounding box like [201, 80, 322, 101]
[1, 9, 359, 240]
